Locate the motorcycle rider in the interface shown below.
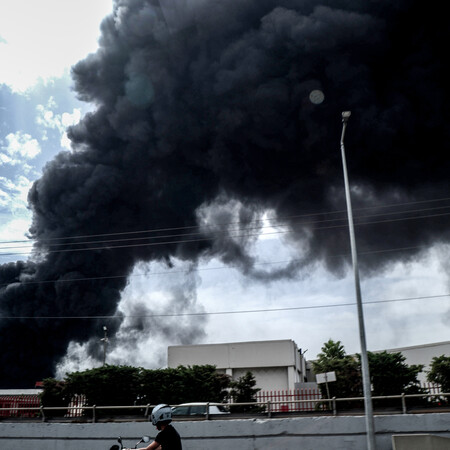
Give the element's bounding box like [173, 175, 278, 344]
[125, 404, 182, 450]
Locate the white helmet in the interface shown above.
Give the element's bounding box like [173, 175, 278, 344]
[151, 404, 172, 426]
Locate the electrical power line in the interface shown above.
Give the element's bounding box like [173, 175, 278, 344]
[0, 243, 431, 288]
[1, 196, 450, 249]
[1, 208, 449, 257]
[2, 203, 450, 252]
[1, 293, 449, 320]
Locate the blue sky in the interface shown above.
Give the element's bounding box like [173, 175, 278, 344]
[0, 0, 112, 255]
[0, 0, 449, 378]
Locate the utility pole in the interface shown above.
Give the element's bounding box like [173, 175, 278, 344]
[101, 325, 109, 366]
[340, 111, 376, 450]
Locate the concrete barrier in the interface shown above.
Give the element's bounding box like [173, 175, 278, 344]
[0, 413, 449, 449]
[392, 434, 450, 450]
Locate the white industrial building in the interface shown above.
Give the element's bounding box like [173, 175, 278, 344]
[168, 339, 309, 391]
[168, 339, 450, 392]
[382, 340, 450, 383]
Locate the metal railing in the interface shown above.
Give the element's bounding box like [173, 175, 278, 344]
[0, 393, 449, 422]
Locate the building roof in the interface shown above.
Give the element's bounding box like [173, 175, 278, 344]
[380, 340, 450, 354]
[168, 338, 296, 349]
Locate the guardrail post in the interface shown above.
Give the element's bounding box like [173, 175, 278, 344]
[92, 405, 96, 423]
[401, 393, 407, 414]
[267, 401, 272, 418]
[206, 402, 210, 420]
[40, 406, 46, 422]
[332, 397, 337, 416]
[145, 404, 150, 419]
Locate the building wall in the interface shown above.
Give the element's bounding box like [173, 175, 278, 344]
[232, 367, 288, 391]
[384, 341, 450, 383]
[168, 340, 304, 391]
[168, 340, 299, 369]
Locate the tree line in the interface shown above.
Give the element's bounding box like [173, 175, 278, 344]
[312, 339, 450, 405]
[40, 364, 260, 412]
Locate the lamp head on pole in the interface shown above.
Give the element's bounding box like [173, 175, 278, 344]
[342, 111, 351, 123]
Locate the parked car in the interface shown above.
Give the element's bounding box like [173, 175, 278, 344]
[171, 402, 230, 416]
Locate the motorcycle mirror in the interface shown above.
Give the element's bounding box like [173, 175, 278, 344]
[134, 436, 150, 448]
[118, 437, 123, 445]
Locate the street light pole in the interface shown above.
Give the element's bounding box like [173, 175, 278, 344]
[101, 326, 109, 366]
[340, 111, 376, 450]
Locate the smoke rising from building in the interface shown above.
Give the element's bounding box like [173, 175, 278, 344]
[0, 0, 448, 386]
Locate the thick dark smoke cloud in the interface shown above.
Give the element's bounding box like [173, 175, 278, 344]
[0, 0, 448, 386]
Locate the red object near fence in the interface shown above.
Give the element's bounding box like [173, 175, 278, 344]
[0, 393, 86, 418]
[257, 388, 322, 412]
[0, 395, 40, 418]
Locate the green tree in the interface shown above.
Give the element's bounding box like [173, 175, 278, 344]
[138, 367, 178, 406]
[312, 339, 361, 400]
[229, 371, 261, 412]
[312, 340, 426, 410]
[177, 365, 229, 403]
[63, 365, 142, 416]
[365, 351, 424, 408]
[40, 378, 69, 408]
[427, 355, 450, 400]
[138, 365, 229, 405]
[366, 351, 423, 396]
[318, 339, 347, 360]
[41, 364, 231, 415]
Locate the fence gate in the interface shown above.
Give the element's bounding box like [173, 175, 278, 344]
[257, 388, 322, 412]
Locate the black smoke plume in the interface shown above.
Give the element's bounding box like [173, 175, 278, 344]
[0, 0, 448, 386]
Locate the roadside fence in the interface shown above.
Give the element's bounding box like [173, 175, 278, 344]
[0, 384, 447, 421]
[0, 394, 40, 418]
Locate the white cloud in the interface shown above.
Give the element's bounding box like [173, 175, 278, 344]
[0, 175, 34, 263]
[0, 215, 33, 263]
[61, 110, 82, 128]
[0, 0, 112, 92]
[36, 101, 82, 149]
[0, 175, 33, 217]
[1, 173, 32, 200]
[1, 131, 41, 165]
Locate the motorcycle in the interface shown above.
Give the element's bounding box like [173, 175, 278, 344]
[110, 435, 151, 450]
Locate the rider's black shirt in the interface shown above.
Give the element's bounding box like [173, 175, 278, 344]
[155, 424, 182, 450]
